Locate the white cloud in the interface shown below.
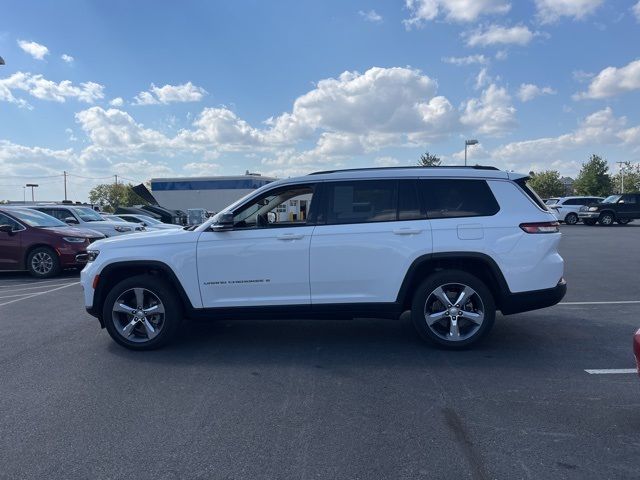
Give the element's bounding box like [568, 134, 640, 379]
[17, 40, 49, 60]
[442, 54, 488, 66]
[0, 72, 104, 105]
[461, 84, 517, 136]
[572, 70, 594, 83]
[495, 50, 508, 60]
[404, 0, 510, 27]
[633, 1, 640, 22]
[109, 97, 124, 107]
[517, 83, 557, 102]
[183, 162, 222, 176]
[535, 0, 603, 24]
[359, 10, 383, 23]
[374, 156, 401, 167]
[133, 82, 207, 105]
[574, 59, 640, 100]
[474, 68, 492, 90]
[465, 24, 534, 47]
[61, 54, 74, 63]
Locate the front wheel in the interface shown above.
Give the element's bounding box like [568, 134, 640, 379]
[411, 270, 496, 349]
[583, 219, 597, 226]
[102, 275, 182, 350]
[565, 213, 578, 225]
[27, 247, 60, 278]
[598, 212, 615, 226]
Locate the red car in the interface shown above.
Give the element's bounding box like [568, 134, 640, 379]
[0, 207, 104, 278]
[635, 329, 640, 376]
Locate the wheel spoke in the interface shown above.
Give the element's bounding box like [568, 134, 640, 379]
[453, 286, 473, 307]
[143, 303, 164, 315]
[121, 318, 138, 337]
[114, 302, 137, 315]
[427, 310, 448, 325]
[464, 310, 484, 325]
[433, 287, 451, 308]
[134, 288, 145, 309]
[142, 318, 158, 339]
[449, 317, 460, 338]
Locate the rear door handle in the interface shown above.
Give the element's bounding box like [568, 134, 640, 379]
[393, 228, 422, 235]
[277, 233, 304, 240]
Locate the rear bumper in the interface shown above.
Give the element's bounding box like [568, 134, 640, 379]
[500, 278, 567, 315]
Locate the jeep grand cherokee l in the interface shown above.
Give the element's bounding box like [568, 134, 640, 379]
[81, 166, 566, 350]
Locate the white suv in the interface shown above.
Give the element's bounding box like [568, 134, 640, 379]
[545, 196, 604, 225]
[81, 167, 566, 350]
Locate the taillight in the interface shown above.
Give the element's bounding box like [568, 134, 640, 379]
[519, 221, 560, 234]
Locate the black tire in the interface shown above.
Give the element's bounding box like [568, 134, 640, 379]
[411, 270, 496, 349]
[598, 212, 615, 226]
[102, 274, 183, 350]
[617, 218, 631, 225]
[565, 213, 578, 225]
[26, 247, 61, 278]
[583, 219, 597, 226]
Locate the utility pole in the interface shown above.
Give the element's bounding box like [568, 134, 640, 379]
[114, 174, 118, 186]
[63, 171, 68, 201]
[616, 161, 625, 193]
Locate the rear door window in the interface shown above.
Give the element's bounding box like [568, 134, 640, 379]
[418, 179, 500, 219]
[324, 180, 397, 225]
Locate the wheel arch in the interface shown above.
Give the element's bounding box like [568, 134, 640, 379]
[94, 261, 194, 324]
[396, 252, 510, 312]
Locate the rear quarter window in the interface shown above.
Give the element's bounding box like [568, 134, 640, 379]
[418, 179, 500, 219]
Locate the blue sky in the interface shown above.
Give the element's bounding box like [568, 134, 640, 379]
[1, 0, 640, 201]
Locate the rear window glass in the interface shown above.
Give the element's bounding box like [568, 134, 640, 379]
[325, 180, 397, 224]
[515, 178, 548, 211]
[418, 179, 500, 219]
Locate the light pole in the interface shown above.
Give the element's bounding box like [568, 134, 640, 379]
[616, 161, 626, 193]
[464, 139, 478, 166]
[26, 184, 38, 202]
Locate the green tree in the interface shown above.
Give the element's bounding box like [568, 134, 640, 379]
[527, 170, 565, 199]
[613, 162, 640, 193]
[88, 183, 149, 212]
[418, 151, 441, 166]
[573, 154, 613, 196]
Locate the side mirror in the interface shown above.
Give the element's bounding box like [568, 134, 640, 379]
[211, 212, 234, 231]
[0, 224, 13, 234]
[65, 217, 79, 224]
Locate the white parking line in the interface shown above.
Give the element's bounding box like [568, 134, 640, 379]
[0, 277, 76, 288]
[0, 282, 78, 294]
[585, 369, 637, 374]
[0, 292, 43, 300]
[559, 301, 640, 305]
[0, 282, 79, 307]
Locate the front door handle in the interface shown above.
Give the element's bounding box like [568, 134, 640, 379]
[393, 228, 422, 235]
[277, 233, 304, 240]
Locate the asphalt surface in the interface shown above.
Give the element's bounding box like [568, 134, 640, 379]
[1, 225, 639, 480]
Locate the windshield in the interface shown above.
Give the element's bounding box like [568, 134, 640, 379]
[602, 195, 620, 204]
[72, 207, 104, 222]
[138, 215, 161, 224]
[10, 208, 67, 228]
[545, 198, 559, 205]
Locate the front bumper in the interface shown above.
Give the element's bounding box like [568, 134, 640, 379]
[578, 211, 600, 219]
[500, 278, 567, 315]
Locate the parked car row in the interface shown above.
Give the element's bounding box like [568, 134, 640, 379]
[0, 205, 183, 278]
[545, 194, 639, 226]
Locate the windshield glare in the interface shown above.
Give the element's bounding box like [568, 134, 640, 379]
[602, 195, 620, 204]
[545, 198, 559, 205]
[10, 209, 67, 228]
[73, 207, 104, 222]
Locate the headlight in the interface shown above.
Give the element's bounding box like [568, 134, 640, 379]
[588, 206, 599, 211]
[114, 226, 132, 232]
[86, 250, 100, 262]
[63, 236, 86, 243]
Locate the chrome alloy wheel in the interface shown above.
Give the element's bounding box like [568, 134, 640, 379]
[31, 252, 54, 275]
[111, 288, 165, 343]
[423, 283, 485, 342]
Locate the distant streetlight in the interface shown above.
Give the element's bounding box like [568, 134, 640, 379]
[464, 139, 479, 166]
[26, 184, 39, 202]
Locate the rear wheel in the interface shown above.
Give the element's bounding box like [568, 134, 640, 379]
[565, 213, 578, 225]
[26, 247, 60, 278]
[411, 270, 495, 349]
[617, 218, 631, 225]
[598, 212, 615, 226]
[583, 219, 597, 226]
[102, 275, 182, 350]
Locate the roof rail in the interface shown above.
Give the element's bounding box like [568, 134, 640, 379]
[308, 165, 500, 175]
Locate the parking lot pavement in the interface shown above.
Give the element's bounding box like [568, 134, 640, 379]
[0, 225, 639, 480]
